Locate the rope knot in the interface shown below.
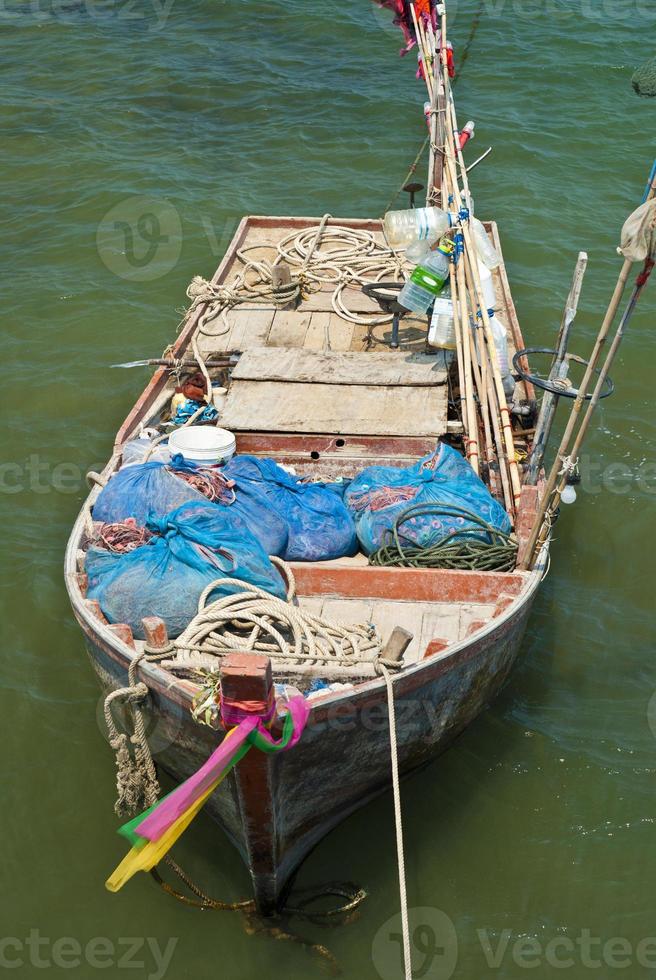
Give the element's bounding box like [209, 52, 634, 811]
[558, 454, 579, 478]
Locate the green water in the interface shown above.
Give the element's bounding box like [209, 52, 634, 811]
[2, 1, 656, 977]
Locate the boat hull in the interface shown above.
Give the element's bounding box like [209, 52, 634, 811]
[75, 572, 538, 913]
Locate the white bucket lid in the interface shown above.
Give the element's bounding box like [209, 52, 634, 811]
[169, 426, 236, 460]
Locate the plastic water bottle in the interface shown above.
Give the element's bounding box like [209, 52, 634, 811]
[478, 259, 497, 310]
[428, 283, 455, 349]
[399, 241, 454, 314]
[472, 218, 501, 270]
[488, 310, 515, 400]
[383, 207, 451, 250]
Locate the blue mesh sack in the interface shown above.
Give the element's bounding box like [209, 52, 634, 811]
[92, 455, 288, 557]
[86, 500, 287, 638]
[344, 443, 511, 556]
[223, 455, 357, 561]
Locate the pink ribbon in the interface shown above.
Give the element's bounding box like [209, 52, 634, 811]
[136, 695, 309, 843]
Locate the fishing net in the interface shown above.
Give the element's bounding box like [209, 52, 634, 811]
[632, 57, 656, 98]
[619, 200, 656, 262]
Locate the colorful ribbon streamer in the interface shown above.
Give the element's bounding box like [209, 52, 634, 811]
[106, 695, 309, 893]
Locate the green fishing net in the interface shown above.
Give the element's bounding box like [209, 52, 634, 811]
[632, 56, 656, 97]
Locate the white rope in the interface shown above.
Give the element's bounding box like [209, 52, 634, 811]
[381, 664, 412, 980]
[171, 559, 382, 672]
[183, 216, 409, 341]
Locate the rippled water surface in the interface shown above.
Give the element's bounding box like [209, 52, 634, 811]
[2, 1, 656, 977]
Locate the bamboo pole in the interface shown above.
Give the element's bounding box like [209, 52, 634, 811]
[520, 168, 656, 568]
[525, 251, 588, 485]
[462, 260, 513, 511]
[414, 4, 512, 507]
[434, 12, 521, 510]
[524, 254, 655, 567]
[409, 4, 434, 102]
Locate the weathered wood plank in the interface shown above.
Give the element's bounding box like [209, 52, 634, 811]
[298, 287, 382, 314]
[325, 313, 354, 352]
[304, 312, 330, 350]
[221, 380, 447, 436]
[267, 310, 310, 348]
[196, 308, 274, 355]
[232, 347, 448, 387]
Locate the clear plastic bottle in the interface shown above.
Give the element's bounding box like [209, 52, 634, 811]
[478, 259, 497, 310]
[472, 218, 501, 270]
[399, 241, 454, 314]
[488, 310, 515, 400]
[428, 283, 455, 349]
[383, 206, 451, 249]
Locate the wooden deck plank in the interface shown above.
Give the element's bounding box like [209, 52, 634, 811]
[325, 313, 354, 352]
[267, 310, 311, 348]
[221, 381, 447, 436]
[232, 347, 448, 387]
[195, 308, 275, 355]
[304, 312, 330, 350]
[298, 287, 383, 314]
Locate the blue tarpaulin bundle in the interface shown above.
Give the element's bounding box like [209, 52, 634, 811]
[344, 443, 511, 555]
[223, 455, 358, 562]
[86, 500, 287, 638]
[92, 456, 288, 557]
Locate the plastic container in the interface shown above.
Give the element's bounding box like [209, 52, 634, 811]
[459, 120, 475, 149]
[383, 206, 451, 250]
[477, 259, 497, 310]
[472, 218, 501, 270]
[399, 241, 454, 314]
[168, 426, 236, 464]
[428, 283, 455, 349]
[488, 311, 515, 401]
[211, 385, 227, 412]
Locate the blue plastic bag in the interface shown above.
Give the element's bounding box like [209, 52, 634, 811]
[93, 455, 288, 557]
[344, 443, 511, 555]
[86, 500, 287, 639]
[223, 456, 358, 562]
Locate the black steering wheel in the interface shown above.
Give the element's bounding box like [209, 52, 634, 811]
[512, 347, 615, 400]
[361, 281, 406, 314]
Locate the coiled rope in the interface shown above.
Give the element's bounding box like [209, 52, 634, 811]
[103, 644, 174, 817]
[172, 558, 383, 678]
[184, 215, 406, 337]
[369, 503, 518, 571]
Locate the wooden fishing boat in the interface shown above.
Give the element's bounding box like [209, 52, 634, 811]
[61, 0, 608, 921]
[65, 205, 546, 912]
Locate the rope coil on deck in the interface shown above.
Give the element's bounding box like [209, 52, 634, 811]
[369, 503, 518, 571]
[183, 215, 407, 336]
[171, 559, 383, 678]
